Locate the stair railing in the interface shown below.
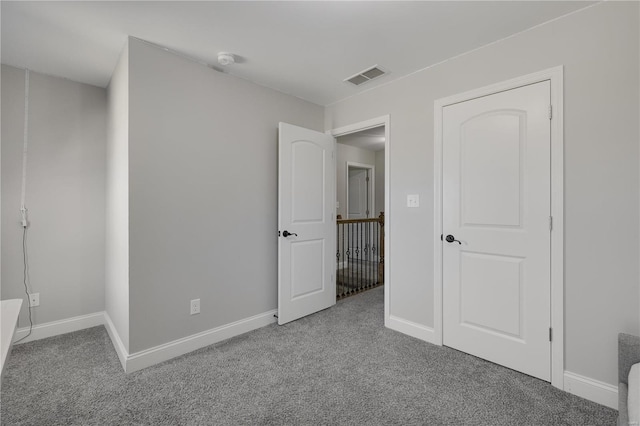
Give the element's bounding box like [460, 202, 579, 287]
[336, 212, 384, 299]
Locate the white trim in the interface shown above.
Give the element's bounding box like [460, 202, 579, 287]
[103, 312, 128, 370]
[549, 67, 565, 390]
[433, 66, 565, 389]
[387, 315, 438, 344]
[433, 103, 444, 347]
[1, 299, 22, 383]
[564, 371, 618, 409]
[13, 311, 104, 344]
[345, 161, 375, 219]
[122, 310, 277, 373]
[330, 115, 390, 328]
[331, 116, 388, 138]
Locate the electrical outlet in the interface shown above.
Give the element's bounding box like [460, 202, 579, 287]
[190, 299, 200, 315]
[29, 293, 40, 307]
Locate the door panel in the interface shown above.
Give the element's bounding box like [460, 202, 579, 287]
[278, 123, 335, 325]
[460, 252, 524, 339]
[292, 142, 325, 223]
[442, 81, 551, 381]
[290, 239, 324, 299]
[461, 112, 524, 227]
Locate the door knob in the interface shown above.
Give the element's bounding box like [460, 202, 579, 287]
[445, 234, 461, 244]
[282, 230, 298, 237]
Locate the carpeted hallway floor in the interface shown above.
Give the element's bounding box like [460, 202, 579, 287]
[1, 287, 617, 425]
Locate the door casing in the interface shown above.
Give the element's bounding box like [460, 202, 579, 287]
[433, 67, 564, 389]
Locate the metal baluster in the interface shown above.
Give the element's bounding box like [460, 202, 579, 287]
[368, 221, 372, 288]
[376, 221, 379, 284]
[347, 223, 351, 294]
[359, 221, 363, 291]
[354, 223, 360, 291]
[341, 223, 344, 298]
[341, 222, 345, 298]
[336, 222, 339, 298]
[365, 221, 369, 289]
[373, 223, 377, 285]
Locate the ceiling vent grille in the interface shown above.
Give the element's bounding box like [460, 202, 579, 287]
[345, 65, 387, 86]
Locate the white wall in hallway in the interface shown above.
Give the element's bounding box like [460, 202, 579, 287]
[375, 150, 385, 217]
[1, 65, 107, 328]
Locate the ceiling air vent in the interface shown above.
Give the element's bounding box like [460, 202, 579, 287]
[345, 65, 387, 86]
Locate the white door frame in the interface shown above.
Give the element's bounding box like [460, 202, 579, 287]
[329, 116, 390, 326]
[433, 67, 564, 389]
[346, 161, 375, 219]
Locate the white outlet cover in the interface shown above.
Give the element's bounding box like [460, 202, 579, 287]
[190, 298, 200, 315]
[29, 293, 40, 307]
[407, 194, 419, 208]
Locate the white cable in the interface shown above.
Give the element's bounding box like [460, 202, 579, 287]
[20, 69, 30, 227]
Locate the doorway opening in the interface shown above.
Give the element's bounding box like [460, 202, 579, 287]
[333, 120, 388, 304]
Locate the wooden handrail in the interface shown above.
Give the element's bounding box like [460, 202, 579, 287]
[337, 212, 384, 225]
[336, 217, 380, 224]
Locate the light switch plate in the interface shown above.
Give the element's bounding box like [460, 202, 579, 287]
[407, 194, 419, 208]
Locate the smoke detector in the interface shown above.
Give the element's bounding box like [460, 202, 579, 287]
[217, 52, 235, 66]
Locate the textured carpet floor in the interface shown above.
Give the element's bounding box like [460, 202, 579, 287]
[1, 287, 617, 425]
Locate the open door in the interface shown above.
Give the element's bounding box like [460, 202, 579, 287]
[278, 122, 336, 325]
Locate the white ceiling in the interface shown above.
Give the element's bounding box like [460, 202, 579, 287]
[1, 1, 595, 106]
[338, 126, 385, 152]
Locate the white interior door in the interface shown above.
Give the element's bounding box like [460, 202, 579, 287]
[278, 122, 336, 325]
[348, 168, 369, 219]
[442, 81, 551, 381]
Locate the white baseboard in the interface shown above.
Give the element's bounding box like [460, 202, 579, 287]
[13, 312, 105, 344]
[114, 310, 277, 373]
[564, 371, 618, 409]
[12, 308, 277, 374]
[387, 315, 438, 345]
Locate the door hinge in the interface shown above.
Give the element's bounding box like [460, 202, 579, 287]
[548, 105, 552, 120]
[549, 327, 553, 342]
[366, 176, 370, 182]
[549, 216, 553, 231]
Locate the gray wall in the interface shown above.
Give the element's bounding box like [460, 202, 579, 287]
[106, 44, 130, 351]
[127, 39, 324, 353]
[375, 150, 385, 217]
[336, 143, 376, 219]
[1, 65, 106, 326]
[325, 1, 639, 385]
